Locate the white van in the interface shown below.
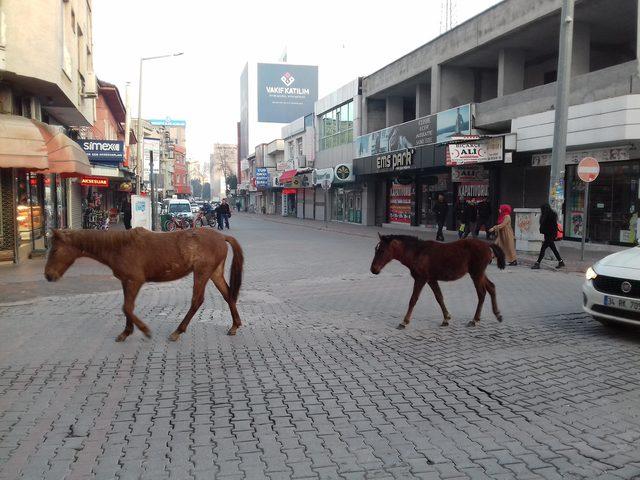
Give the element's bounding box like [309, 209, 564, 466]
[162, 198, 193, 219]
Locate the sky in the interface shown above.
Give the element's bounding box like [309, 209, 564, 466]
[93, 0, 502, 166]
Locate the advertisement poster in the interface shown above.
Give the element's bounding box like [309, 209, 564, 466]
[457, 181, 489, 201]
[570, 210, 584, 238]
[389, 182, 413, 224]
[130, 195, 151, 229]
[255, 167, 270, 188]
[257, 63, 318, 123]
[355, 104, 471, 158]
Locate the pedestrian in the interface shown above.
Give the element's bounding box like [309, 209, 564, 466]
[531, 203, 565, 269]
[215, 198, 231, 230]
[474, 199, 492, 239]
[122, 196, 132, 230]
[236, 200, 241, 212]
[489, 204, 517, 266]
[461, 200, 477, 238]
[456, 200, 466, 239]
[433, 193, 448, 242]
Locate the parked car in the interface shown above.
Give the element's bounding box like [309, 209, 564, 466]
[583, 247, 640, 326]
[162, 199, 194, 219]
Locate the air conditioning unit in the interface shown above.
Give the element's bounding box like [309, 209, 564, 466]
[82, 71, 98, 98]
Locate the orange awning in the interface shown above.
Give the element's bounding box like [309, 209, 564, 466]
[0, 114, 91, 175]
[279, 169, 298, 184]
[0, 114, 48, 170]
[40, 124, 91, 176]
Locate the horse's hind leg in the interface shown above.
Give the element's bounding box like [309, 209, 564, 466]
[118, 280, 150, 340]
[468, 274, 487, 327]
[210, 263, 242, 336]
[398, 278, 426, 330]
[428, 280, 451, 326]
[169, 271, 209, 341]
[484, 277, 502, 322]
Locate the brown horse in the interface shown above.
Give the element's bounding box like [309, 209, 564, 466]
[44, 227, 243, 341]
[370, 234, 505, 329]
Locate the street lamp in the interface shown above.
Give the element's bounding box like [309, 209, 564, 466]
[135, 52, 183, 230]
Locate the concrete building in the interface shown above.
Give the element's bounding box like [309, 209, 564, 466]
[0, 0, 96, 262]
[172, 145, 190, 198]
[353, 0, 640, 245]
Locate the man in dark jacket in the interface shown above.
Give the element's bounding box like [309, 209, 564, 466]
[433, 194, 448, 241]
[461, 200, 477, 238]
[122, 196, 132, 230]
[474, 199, 492, 239]
[532, 203, 565, 269]
[215, 199, 231, 230]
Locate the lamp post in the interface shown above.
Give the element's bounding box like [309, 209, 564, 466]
[135, 52, 184, 203]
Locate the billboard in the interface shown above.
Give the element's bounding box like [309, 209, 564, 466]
[255, 167, 270, 187]
[148, 118, 186, 127]
[355, 104, 471, 158]
[78, 139, 124, 165]
[257, 63, 318, 123]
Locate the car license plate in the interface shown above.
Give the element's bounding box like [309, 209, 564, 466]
[604, 295, 640, 312]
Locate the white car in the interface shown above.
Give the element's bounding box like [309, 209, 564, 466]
[583, 247, 640, 326]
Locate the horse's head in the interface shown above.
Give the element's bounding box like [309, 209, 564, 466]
[44, 230, 80, 282]
[370, 234, 399, 275]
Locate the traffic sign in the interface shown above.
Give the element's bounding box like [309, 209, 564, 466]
[577, 157, 599, 183]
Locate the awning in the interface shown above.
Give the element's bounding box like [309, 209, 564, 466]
[279, 169, 298, 184]
[40, 125, 91, 176]
[0, 114, 91, 175]
[0, 114, 48, 169]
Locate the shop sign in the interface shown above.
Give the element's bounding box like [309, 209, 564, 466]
[255, 167, 270, 187]
[447, 137, 503, 166]
[452, 165, 489, 182]
[334, 163, 354, 183]
[313, 168, 334, 185]
[78, 140, 124, 165]
[143, 138, 160, 181]
[80, 176, 109, 188]
[457, 181, 488, 199]
[376, 148, 415, 171]
[532, 146, 630, 167]
[276, 160, 293, 171]
[355, 104, 471, 158]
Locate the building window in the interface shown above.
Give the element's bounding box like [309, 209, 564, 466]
[288, 141, 294, 160]
[319, 100, 353, 151]
[296, 137, 303, 156]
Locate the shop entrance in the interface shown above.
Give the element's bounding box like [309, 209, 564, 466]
[419, 173, 450, 227]
[334, 189, 362, 223]
[565, 160, 640, 245]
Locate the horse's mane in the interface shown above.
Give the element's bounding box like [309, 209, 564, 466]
[381, 234, 430, 251]
[65, 228, 142, 255]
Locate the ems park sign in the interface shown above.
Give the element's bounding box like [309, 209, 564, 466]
[78, 140, 124, 165]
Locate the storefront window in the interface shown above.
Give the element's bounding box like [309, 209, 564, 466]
[389, 179, 414, 225]
[565, 161, 640, 245]
[420, 173, 450, 226]
[16, 172, 45, 245]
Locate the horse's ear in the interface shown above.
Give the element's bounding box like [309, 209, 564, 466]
[378, 233, 383, 240]
[52, 229, 61, 239]
[52, 229, 67, 242]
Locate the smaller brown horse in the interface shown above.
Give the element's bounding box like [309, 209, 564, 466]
[370, 234, 505, 329]
[44, 227, 243, 341]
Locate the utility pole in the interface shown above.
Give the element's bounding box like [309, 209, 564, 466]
[123, 82, 131, 172]
[150, 150, 156, 231]
[548, 0, 575, 220]
[136, 59, 144, 195]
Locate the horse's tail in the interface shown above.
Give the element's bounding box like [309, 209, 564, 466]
[490, 244, 506, 270]
[224, 236, 244, 301]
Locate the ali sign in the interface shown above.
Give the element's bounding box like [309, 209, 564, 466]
[447, 137, 503, 165]
[577, 157, 600, 183]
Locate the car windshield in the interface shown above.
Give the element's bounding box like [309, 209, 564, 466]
[169, 203, 191, 213]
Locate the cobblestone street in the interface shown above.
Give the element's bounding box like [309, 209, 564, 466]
[2, 215, 640, 479]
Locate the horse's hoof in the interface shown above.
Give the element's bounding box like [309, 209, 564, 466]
[142, 329, 152, 339]
[227, 328, 238, 336]
[467, 320, 478, 327]
[396, 323, 406, 330]
[496, 314, 503, 323]
[440, 321, 449, 327]
[115, 333, 127, 342]
[168, 332, 180, 342]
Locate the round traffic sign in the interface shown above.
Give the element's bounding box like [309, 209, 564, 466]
[577, 157, 599, 183]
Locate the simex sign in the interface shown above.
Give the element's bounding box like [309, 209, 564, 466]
[79, 140, 124, 165]
[257, 63, 318, 124]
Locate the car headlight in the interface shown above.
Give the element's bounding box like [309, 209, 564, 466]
[586, 266, 597, 281]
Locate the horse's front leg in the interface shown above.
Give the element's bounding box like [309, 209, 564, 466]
[118, 280, 150, 341]
[398, 277, 426, 330]
[428, 280, 451, 326]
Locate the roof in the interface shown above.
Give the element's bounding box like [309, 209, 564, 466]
[97, 78, 126, 124]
